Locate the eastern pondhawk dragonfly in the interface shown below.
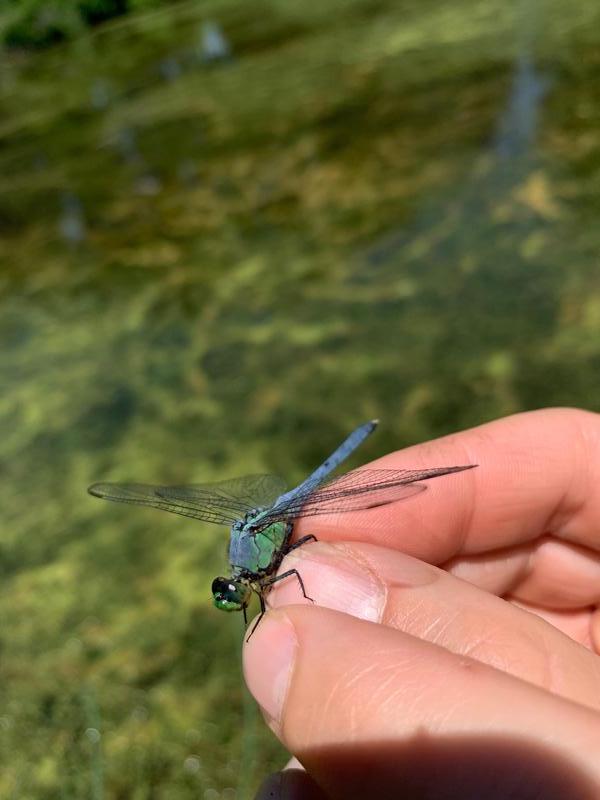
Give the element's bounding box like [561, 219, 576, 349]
[88, 420, 475, 636]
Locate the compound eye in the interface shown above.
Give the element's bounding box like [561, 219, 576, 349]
[211, 577, 233, 595]
[211, 578, 251, 612]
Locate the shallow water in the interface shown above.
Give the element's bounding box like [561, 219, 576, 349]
[1, 0, 600, 796]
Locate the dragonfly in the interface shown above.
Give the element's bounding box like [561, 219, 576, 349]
[88, 420, 476, 637]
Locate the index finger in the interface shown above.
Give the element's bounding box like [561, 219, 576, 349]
[294, 408, 600, 563]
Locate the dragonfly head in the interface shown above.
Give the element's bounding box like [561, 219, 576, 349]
[212, 577, 252, 612]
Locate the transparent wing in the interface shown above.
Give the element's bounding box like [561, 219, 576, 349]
[88, 474, 287, 526]
[260, 465, 476, 523]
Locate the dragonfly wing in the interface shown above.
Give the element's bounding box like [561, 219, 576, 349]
[259, 465, 476, 522]
[161, 475, 287, 509]
[88, 474, 286, 526]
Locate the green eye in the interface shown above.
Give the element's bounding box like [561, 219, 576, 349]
[212, 578, 251, 612]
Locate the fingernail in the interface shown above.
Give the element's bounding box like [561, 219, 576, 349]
[265, 544, 383, 622]
[243, 612, 297, 727]
[270, 543, 434, 623]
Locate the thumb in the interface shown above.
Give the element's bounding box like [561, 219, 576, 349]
[244, 606, 600, 800]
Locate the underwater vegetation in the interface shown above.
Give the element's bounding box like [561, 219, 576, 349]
[1, 0, 600, 796]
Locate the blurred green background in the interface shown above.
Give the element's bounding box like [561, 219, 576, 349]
[1, 0, 599, 796]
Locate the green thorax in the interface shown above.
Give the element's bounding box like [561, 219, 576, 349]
[228, 516, 288, 574]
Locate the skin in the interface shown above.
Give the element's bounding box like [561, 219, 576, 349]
[243, 408, 600, 799]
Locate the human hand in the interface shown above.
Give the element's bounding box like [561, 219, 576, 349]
[243, 408, 600, 799]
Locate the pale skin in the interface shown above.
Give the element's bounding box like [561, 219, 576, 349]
[242, 408, 600, 799]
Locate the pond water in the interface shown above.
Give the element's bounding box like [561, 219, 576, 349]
[1, 0, 599, 796]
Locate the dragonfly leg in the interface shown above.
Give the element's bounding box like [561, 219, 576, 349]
[285, 534, 318, 554]
[245, 594, 266, 643]
[266, 568, 314, 603]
